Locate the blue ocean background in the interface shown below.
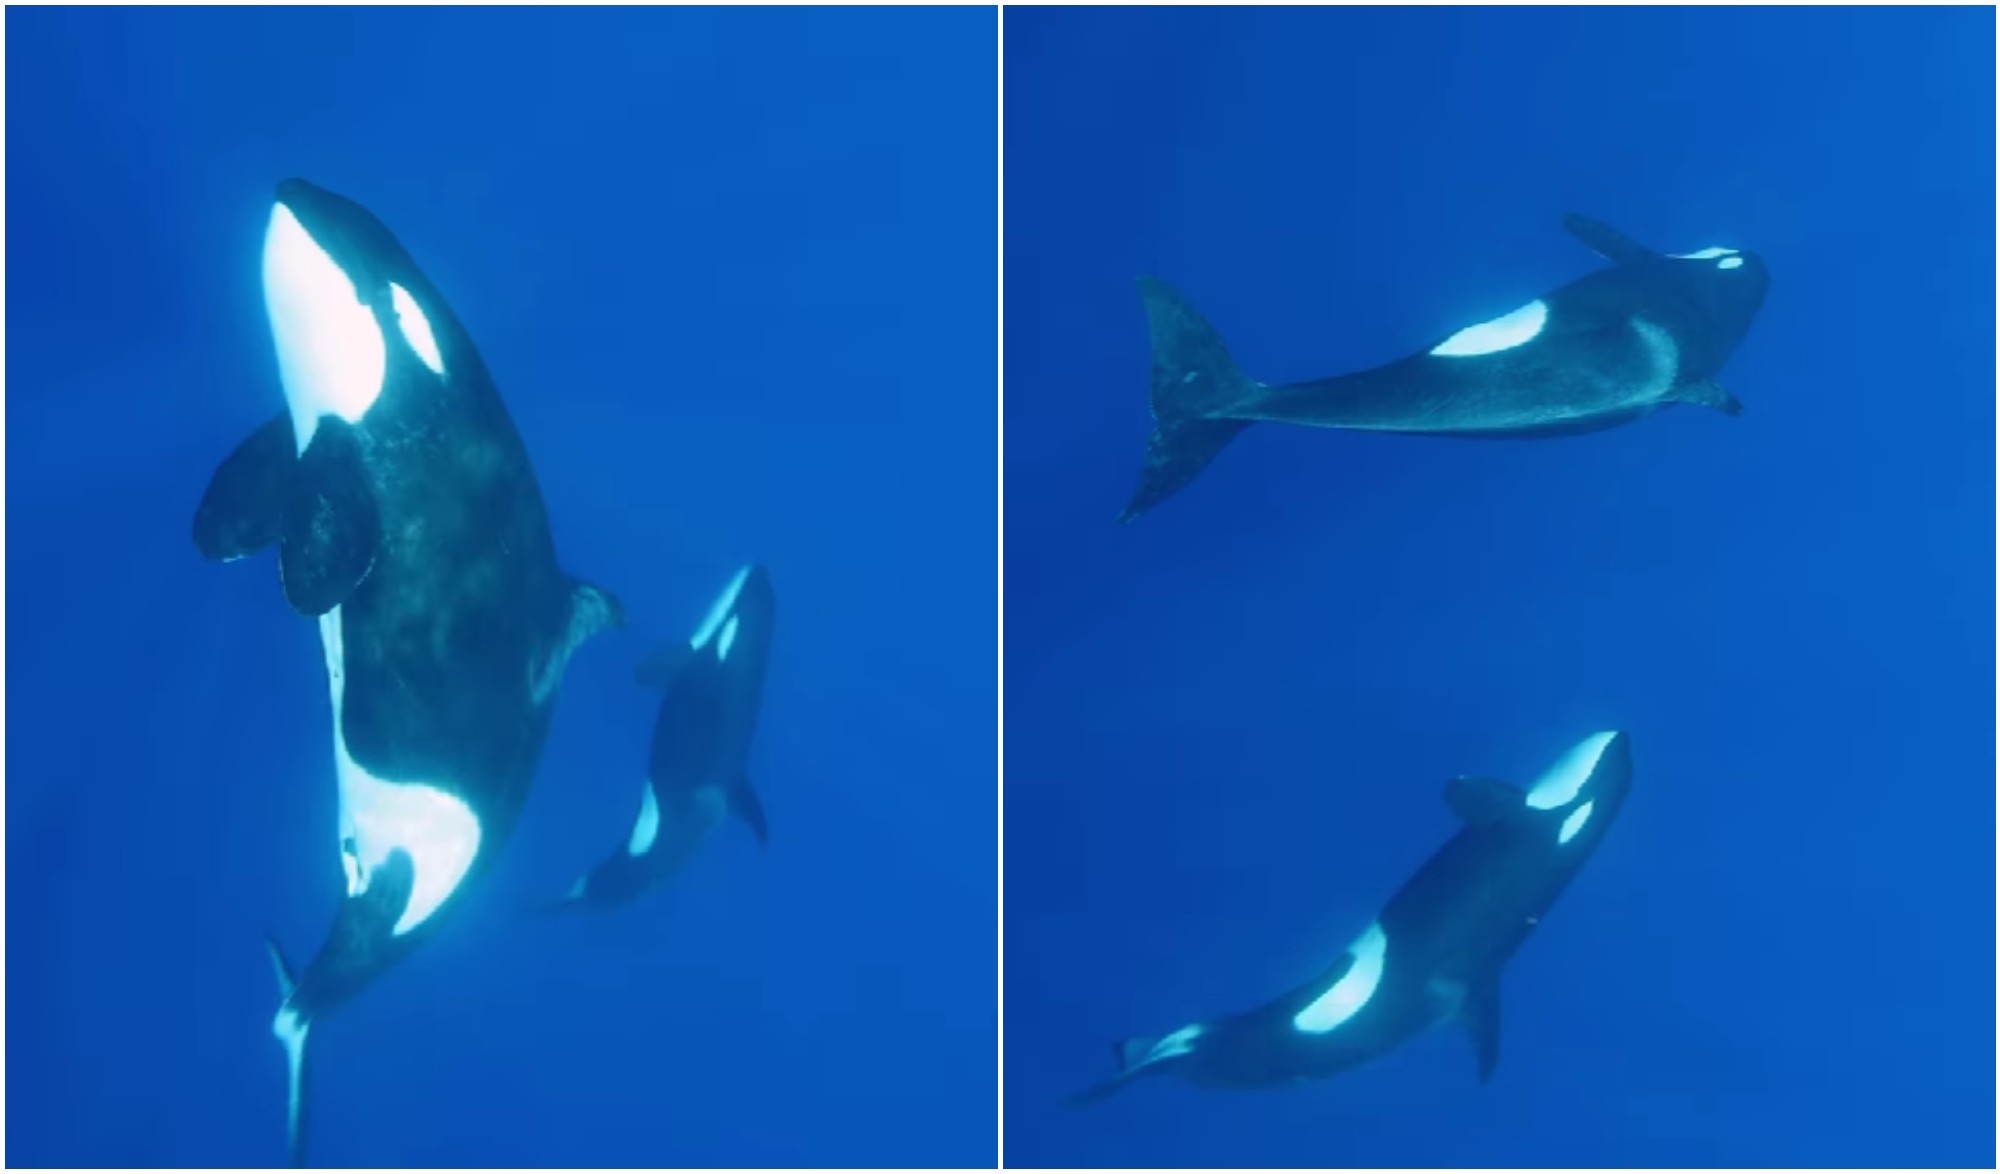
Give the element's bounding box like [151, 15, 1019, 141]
[1005, 6, 1992, 1169]
[8, 7, 994, 1167]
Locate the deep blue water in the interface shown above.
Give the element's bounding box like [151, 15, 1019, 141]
[1005, 6, 1993, 1169]
[8, 7, 995, 1167]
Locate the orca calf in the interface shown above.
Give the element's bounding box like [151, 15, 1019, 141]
[193, 179, 621, 1164]
[1120, 215, 1769, 521]
[1077, 731, 1633, 1102]
[541, 564, 776, 911]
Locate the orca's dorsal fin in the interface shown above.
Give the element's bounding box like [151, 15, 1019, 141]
[1563, 213, 1657, 266]
[731, 773, 769, 847]
[1444, 776, 1523, 824]
[1464, 976, 1501, 1084]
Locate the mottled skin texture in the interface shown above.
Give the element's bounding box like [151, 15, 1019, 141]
[195, 180, 619, 1017]
[567, 566, 775, 909]
[1119, 215, 1770, 521]
[1080, 734, 1634, 1101]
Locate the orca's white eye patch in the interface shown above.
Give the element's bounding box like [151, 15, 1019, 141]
[1558, 799, 1595, 844]
[1430, 299, 1548, 358]
[390, 282, 445, 375]
[264, 203, 387, 450]
[628, 781, 661, 856]
[1293, 922, 1388, 1034]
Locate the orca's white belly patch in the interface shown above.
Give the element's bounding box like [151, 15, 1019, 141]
[319, 609, 480, 936]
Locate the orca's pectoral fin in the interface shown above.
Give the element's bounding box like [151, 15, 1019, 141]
[1673, 379, 1744, 417]
[194, 412, 295, 563]
[1463, 977, 1501, 1084]
[278, 416, 379, 617]
[569, 579, 624, 642]
[1562, 213, 1657, 266]
[551, 579, 624, 678]
[1444, 776, 1524, 824]
[633, 642, 696, 689]
[730, 773, 769, 848]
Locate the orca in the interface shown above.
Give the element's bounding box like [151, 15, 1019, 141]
[539, 564, 776, 912]
[1076, 730, 1633, 1102]
[1119, 215, 1770, 521]
[192, 179, 622, 1164]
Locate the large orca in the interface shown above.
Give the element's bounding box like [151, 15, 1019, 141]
[1077, 731, 1633, 1102]
[541, 564, 775, 912]
[1119, 215, 1770, 521]
[192, 179, 622, 1164]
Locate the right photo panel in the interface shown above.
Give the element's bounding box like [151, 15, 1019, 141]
[1003, 6, 1994, 1170]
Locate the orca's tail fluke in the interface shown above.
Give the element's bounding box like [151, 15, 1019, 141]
[1071, 1036, 1169, 1105]
[1118, 279, 1260, 524]
[266, 938, 311, 1168]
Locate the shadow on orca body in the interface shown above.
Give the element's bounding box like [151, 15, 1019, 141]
[1077, 731, 1634, 1103]
[537, 564, 776, 914]
[192, 179, 622, 1165]
[1120, 215, 1771, 521]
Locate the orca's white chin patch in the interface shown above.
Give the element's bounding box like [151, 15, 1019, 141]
[692, 566, 752, 651]
[1526, 731, 1619, 810]
[321, 610, 481, 937]
[1558, 799, 1596, 844]
[1430, 299, 1548, 357]
[264, 203, 387, 452]
[1293, 922, 1388, 1034]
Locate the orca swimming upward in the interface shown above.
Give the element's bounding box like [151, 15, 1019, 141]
[541, 564, 776, 912]
[1077, 731, 1633, 1102]
[192, 179, 621, 1164]
[1120, 215, 1770, 521]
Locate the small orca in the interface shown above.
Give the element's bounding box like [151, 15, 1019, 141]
[538, 564, 776, 913]
[1076, 731, 1633, 1102]
[1119, 215, 1770, 521]
[192, 179, 622, 1164]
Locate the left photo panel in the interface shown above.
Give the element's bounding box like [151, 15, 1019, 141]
[5, 6, 997, 1168]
